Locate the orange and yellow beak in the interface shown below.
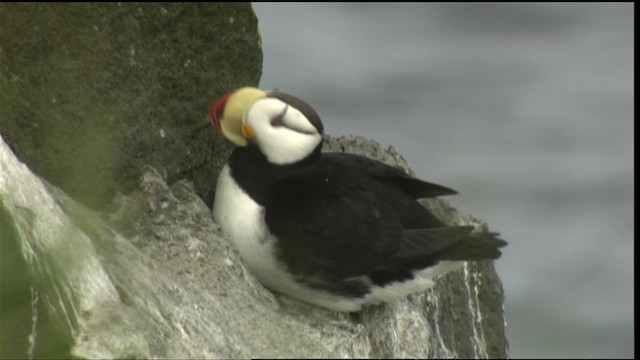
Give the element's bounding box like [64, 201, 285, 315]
[206, 87, 267, 146]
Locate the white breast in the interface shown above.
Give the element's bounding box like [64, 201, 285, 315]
[213, 164, 364, 311]
[213, 165, 272, 268]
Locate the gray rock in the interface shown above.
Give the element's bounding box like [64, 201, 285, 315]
[0, 133, 508, 358]
[0, 3, 262, 209]
[0, 3, 508, 357]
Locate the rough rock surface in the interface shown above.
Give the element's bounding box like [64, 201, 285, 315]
[1, 3, 508, 358]
[0, 3, 262, 209]
[1, 134, 508, 358]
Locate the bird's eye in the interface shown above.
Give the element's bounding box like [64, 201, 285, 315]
[271, 117, 284, 127]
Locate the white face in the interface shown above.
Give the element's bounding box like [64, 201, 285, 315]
[245, 97, 322, 165]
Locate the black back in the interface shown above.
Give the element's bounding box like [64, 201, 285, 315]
[227, 146, 506, 296]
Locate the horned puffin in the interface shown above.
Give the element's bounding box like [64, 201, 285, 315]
[207, 87, 506, 312]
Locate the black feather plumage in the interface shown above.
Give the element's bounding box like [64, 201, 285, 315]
[228, 144, 506, 296]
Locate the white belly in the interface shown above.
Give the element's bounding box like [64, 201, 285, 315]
[213, 164, 463, 312]
[213, 164, 364, 311]
[213, 164, 275, 275]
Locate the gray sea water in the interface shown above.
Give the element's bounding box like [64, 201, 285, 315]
[253, 3, 634, 358]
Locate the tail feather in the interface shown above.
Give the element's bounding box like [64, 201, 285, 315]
[382, 227, 506, 269]
[433, 231, 507, 261]
[367, 229, 506, 287]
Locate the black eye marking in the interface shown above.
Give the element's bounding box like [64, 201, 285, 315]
[271, 105, 289, 127]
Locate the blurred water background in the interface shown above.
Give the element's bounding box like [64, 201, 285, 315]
[253, 3, 634, 358]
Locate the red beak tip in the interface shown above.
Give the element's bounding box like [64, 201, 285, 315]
[208, 90, 236, 133]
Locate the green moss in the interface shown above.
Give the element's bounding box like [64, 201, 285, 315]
[0, 3, 262, 209]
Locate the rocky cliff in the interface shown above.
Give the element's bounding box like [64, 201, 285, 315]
[0, 3, 508, 358]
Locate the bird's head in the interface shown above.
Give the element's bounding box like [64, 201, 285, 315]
[207, 87, 324, 165]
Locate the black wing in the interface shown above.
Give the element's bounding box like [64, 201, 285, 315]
[323, 153, 458, 198]
[264, 156, 506, 290]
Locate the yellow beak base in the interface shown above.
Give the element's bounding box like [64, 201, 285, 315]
[219, 87, 266, 146]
